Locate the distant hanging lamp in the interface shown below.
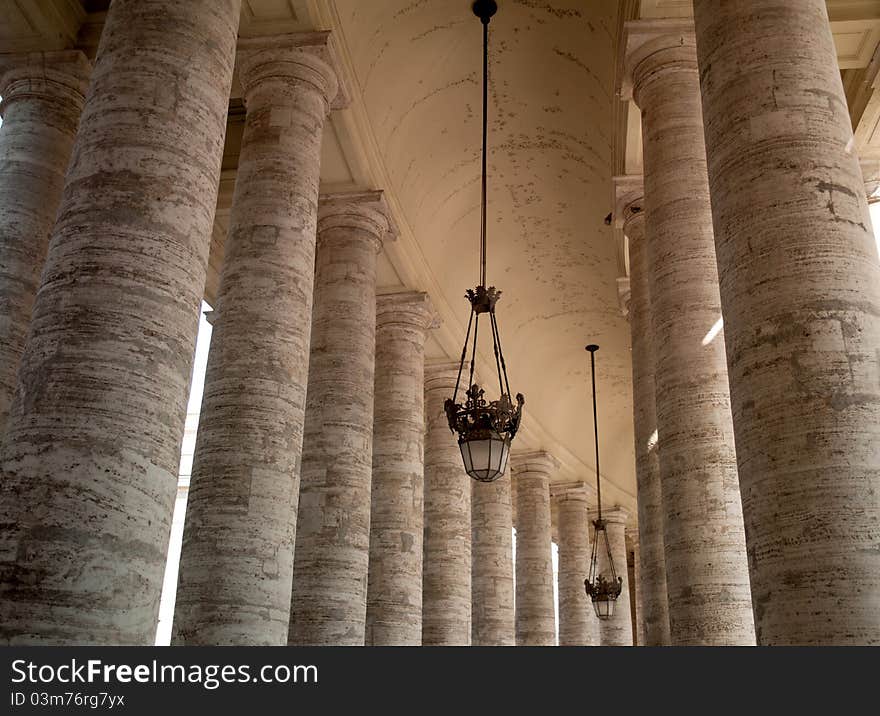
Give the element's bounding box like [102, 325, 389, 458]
[583, 344, 623, 619]
[444, 0, 524, 483]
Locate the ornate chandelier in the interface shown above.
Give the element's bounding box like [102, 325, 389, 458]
[444, 0, 524, 483]
[582, 344, 623, 618]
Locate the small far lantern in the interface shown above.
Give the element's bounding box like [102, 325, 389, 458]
[582, 344, 623, 619]
[444, 0, 524, 482]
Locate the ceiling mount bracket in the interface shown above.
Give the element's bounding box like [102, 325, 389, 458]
[472, 0, 497, 24]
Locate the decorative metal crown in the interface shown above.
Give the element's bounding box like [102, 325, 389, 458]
[444, 383, 524, 442]
[465, 285, 502, 314]
[584, 574, 623, 603]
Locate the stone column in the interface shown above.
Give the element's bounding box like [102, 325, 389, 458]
[172, 34, 342, 645]
[553, 482, 600, 646]
[365, 291, 436, 646]
[289, 191, 394, 646]
[694, 0, 880, 645]
[627, 528, 645, 646]
[0, 51, 90, 435]
[613, 175, 671, 646]
[512, 450, 558, 646]
[592, 507, 633, 646]
[422, 362, 472, 646]
[0, 0, 240, 645]
[625, 19, 756, 645]
[472, 474, 515, 645]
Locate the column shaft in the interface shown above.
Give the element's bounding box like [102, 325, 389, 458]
[422, 363, 472, 645]
[173, 38, 339, 645]
[554, 485, 599, 645]
[628, 22, 756, 645]
[694, 0, 880, 644]
[365, 292, 434, 645]
[289, 192, 392, 645]
[0, 0, 240, 644]
[0, 51, 89, 434]
[471, 477, 515, 645]
[513, 451, 557, 646]
[594, 509, 633, 646]
[615, 177, 671, 645]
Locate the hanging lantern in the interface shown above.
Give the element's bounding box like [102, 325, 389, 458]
[444, 0, 524, 483]
[582, 344, 623, 618]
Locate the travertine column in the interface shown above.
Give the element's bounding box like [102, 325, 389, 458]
[173, 35, 342, 646]
[614, 175, 671, 646]
[513, 451, 558, 646]
[422, 362, 472, 645]
[366, 291, 436, 646]
[627, 528, 645, 646]
[625, 19, 755, 645]
[472, 473, 515, 645]
[289, 191, 394, 645]
[592, 508, 633, 646]
[694, 0, 880, 645]
[553, 482, 600, 646]
[0, 51, 90, 435]
[0, 0, 240, 645]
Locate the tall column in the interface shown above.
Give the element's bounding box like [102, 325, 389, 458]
[289, 191, 394, 645]
[0, 0, 240, 645]
[592, 507, 634, 646]
[627, 528, 645, 646]
[625, 19, 756, 645]
[0, 51, 90, 435]
[472, 473, 515, 645]
[512, 450, 558, 646]
[613, 175, 671, 645]
[172, 35, 343, 645]
[366, 291, 436, 645]
[422, 362, 472, 645]
[553, 482, 600, 646]
[694, 0, 880, 645]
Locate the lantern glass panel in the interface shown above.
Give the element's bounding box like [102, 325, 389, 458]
[459, 433, 510, 482]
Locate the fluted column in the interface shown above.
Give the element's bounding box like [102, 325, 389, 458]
[289, 191, 394, 645]
[0, 0, 240, 645]
[422, 362, 472, 645]
[512, 450, 558, 646]
[694, 0, 880, 645]
[0, 51, 90, 435]
[365, 291, 436, 646]
[173, 35, 342, 645]
[625, 19, 755, 645]
[472, 473, 515, 645]
[592, 507, 633, 646]
[613, 175, 671, 645]
[553, 482, 600, 646]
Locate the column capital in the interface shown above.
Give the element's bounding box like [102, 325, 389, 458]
[237, 31, 348, 111]
[0, 50, 90, 114]
[377, 290, 440, 331]
[612, 174, 645, 237]
[590, 506, 630, 526]
[550, 480, 596, 503]
[620, 18, 697, 104]
[318, 190, 398, 250]
[512, 450, 561, 477]
[625, 527, 640, 546]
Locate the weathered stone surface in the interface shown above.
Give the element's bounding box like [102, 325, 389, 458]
[627, 19, 756, 646]
[422, 361, 472, 646]
[366, 291, 436, 646]
[694, 0, 880, 645]
[173, 36, 340, 645]
[553, 482, 600, 646]
[614, 176, 671, 646]
[627, 528, 644, 646]
[0, 51, 90, 436]
[592, 507, 633, 646]
[289, 191, 394, 646]
[472, 472, 515, 646]
[0, 0, 240, 645]
[512, 450, 558, 646]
